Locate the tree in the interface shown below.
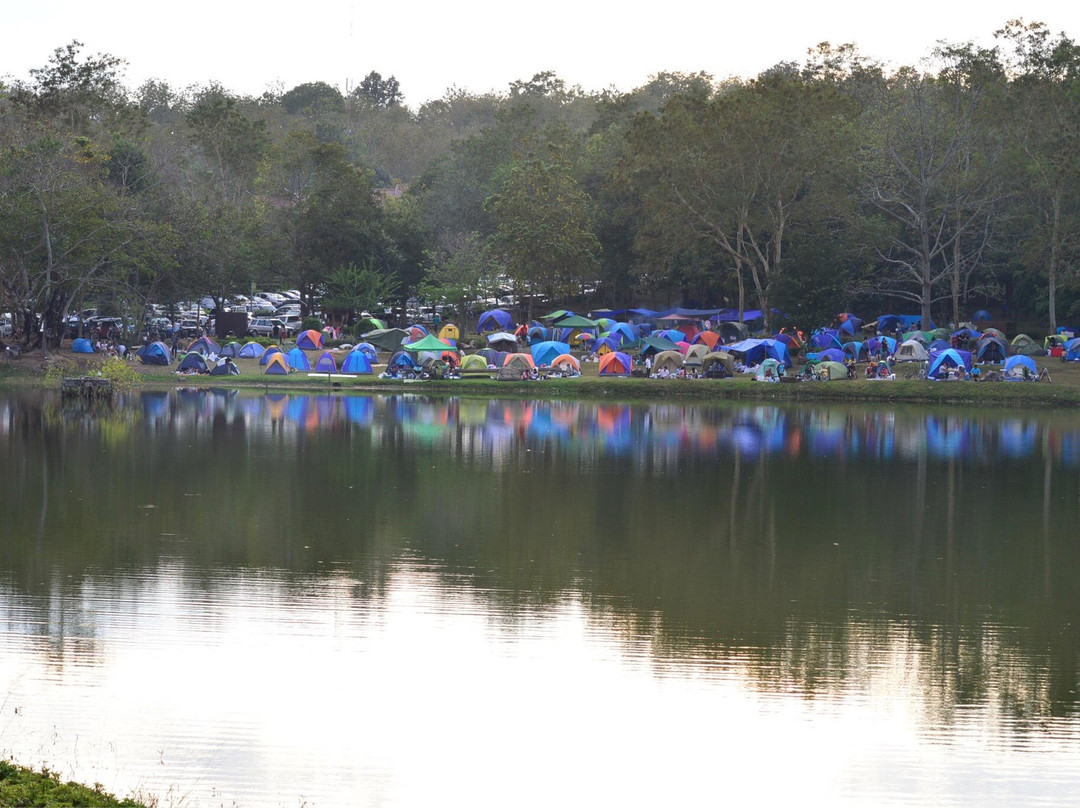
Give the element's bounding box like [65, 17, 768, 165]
[485, 142, 600, 319]
[354, 72, 402, 109]
[322, 261, 400, 320]
[186, 84, 268, 209]
[419, 231, 503, 329]
[259, 139, 398, 314]
[997, 21, 1080, 331]
[856, 53, 1004, 326]
[627, 73, 851, 328]
[281, 81, 345, 115]
[10, 41, 128, 134]
[0, 119, 154, 354]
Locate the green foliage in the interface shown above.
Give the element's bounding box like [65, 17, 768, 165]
[0, 760, 147, 807]
[281, 81, 344, 115]
[301, 315, 323, 332]
[323, 261, 400, 315]
[97, 356, 140, 390]
[354, 71, 403, 109]
[485, 140, 601, 314]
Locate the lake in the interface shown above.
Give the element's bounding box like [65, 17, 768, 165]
[1, 389, 1079, 807]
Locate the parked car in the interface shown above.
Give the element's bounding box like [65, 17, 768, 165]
[248, 317, 295, 337]
[177, 319, 202, 338]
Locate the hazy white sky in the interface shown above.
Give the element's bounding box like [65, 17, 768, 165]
[6, 1, 1080, 105]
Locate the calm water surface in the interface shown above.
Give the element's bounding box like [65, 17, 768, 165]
[1, 389, 1079, 807]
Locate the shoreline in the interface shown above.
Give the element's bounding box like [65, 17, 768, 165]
[3, 358, 1080, 409]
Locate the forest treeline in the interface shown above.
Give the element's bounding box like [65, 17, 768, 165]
[2, 20, 1080, 345]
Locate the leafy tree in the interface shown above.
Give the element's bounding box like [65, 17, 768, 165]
[997, 21, 1080, 330]
[485, 142, 600, 319]
[419, 231, 503, 329]
[322, 260, 400, 318]
[354, 71, 402, 108]
[10, 41, 128, 134]
[856, 50, 1005, 326]
[628, 73, 852, 328]
[281, 81, 345, 115]
[186, 84, 269, 209]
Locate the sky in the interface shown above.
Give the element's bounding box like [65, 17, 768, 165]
[6, 1, 1080, 106]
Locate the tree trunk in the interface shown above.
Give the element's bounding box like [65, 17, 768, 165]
[920, 262, 933, 329]
[1048, 193, 1060, 334]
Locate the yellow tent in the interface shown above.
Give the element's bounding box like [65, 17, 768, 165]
[439, 323, 460, 342]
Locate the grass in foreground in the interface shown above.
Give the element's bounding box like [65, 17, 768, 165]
[0, 760, 149, 807]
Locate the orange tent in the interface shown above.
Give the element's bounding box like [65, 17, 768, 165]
[550, 354, 581, 372]
[692, 331, 721, 349]
[503, 353, 536, 370]
[598, 352, 632, 376]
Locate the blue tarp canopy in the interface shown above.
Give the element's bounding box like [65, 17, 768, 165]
[725, 338, 791, 367]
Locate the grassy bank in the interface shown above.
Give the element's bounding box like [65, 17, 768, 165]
[3, 349, 1079, 409]
[0, 761, 149, 807]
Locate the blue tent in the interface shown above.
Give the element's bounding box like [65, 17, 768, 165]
[839, 316, 864, 335]
[259, 346, 283, 365]
[137, 341, 172, 365]
[606, 322, 640, 346]
[927, 349, 973, 379]
[72, 338, 95, 353]
[976, 338, 1007, 364]
[187, 337, 221, 356]
[527, 326, 550, 344]
[952, 328, 982, 340]
[1065, 338, 1080, 361]
[238, 341, 266, 358]
[352, 342, 378, 361]
[340, 350, 374, 374]
[388, 350, 419, 369]
[313, 351, 338, 373]
[817, 348, 846, 363]
[726, 339, 791, 367]
[810, 329, 842, 350]
[1004, 355, 1037, 379]
[973, 309, 993, 321]
[531, 340, 573, 367]
[209, 359, 240, 376]
[219, 341, 243, 357]
[842, 341, 868, 361]
[928, 339, 950, 353]
[287, 347, 311, 371]
[866, 336, 897, 356]
[177, 352, 209, 373]
[477, 309, 513, 333]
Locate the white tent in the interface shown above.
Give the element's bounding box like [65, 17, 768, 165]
[894, 339, 929, 362]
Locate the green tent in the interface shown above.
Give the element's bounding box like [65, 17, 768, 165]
[362, 328, 410, 352]
[551, 314, 597, 328]
[818, 360, 851, 380]
[639, 335, 681, 355]
[403, 335, 460, 353]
